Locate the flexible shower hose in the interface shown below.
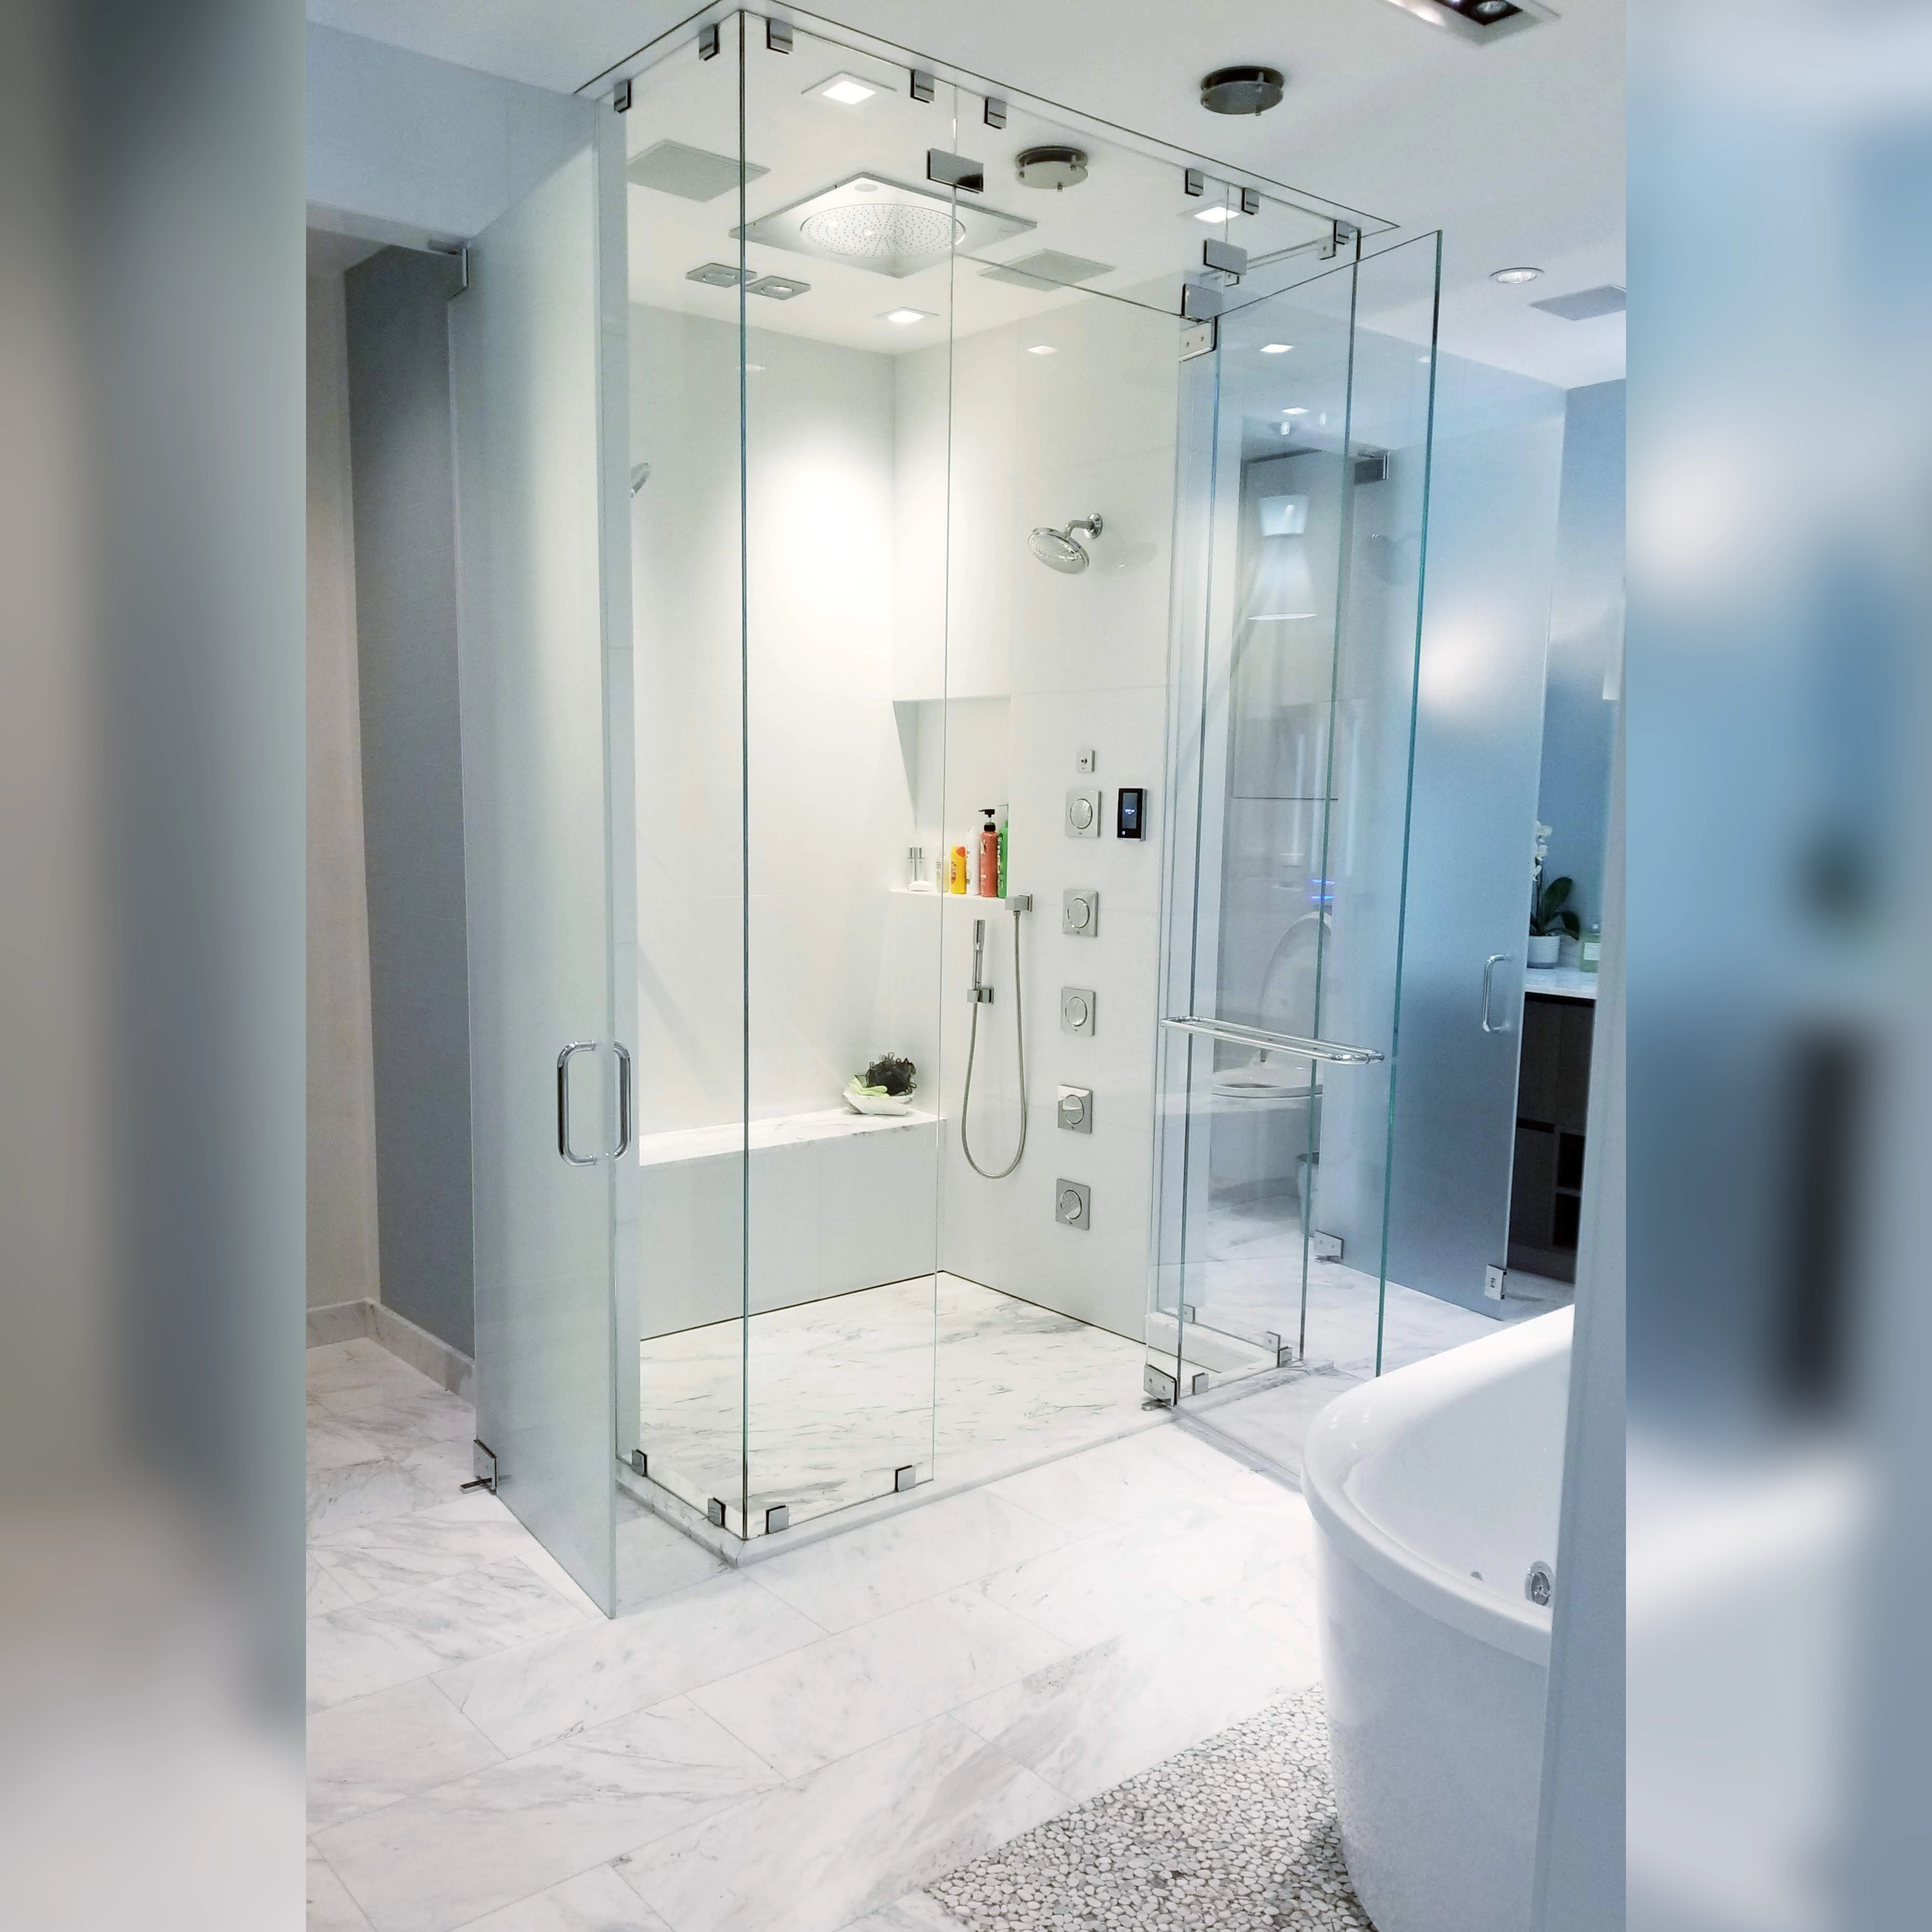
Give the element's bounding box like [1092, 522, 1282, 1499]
[960, 906, 1028, 1180]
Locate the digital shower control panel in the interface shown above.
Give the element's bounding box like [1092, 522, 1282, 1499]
[1116, 787, 1146, 839]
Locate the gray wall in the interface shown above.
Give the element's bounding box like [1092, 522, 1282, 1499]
[345, 246, 474, 1357]
[1537, 380, 1625, 931]
[307, 261, 381, 1308]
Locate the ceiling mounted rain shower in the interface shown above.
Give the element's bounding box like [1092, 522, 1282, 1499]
[1200, 66, 1286, 115]
[736, 174, 1033, 279]
[1029, 515, 1104, 574]
[1015, 146, 1090, 190]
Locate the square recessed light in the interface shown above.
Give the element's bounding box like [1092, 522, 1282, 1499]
[1260, 342, 1293, 354]
[880, 307, 934, 326]
[1027, 344, 1057, 356]
[813, 71, 877, 105]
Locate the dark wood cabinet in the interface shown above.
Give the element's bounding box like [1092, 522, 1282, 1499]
[1508, 992, 1595, 1282]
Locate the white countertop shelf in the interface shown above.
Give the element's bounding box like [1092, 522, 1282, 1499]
[1522, 966, 1599, 1002]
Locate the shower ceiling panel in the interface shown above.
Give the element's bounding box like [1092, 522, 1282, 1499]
[736, 174, 1035, 279]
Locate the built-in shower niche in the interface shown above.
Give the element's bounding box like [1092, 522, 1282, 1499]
[892, 694, 1010, 891]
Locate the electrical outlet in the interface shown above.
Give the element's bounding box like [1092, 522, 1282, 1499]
[1485, 1264, 1507, 1302]
[1063, 887, 1099, 935]
[1055, 1178, 1091, 1229]
[1077, 746, 1097, 773]
[1060, 986, 1096, 1034]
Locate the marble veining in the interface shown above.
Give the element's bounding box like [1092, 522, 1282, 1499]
[638, 1275, 1162, 1539]
[315, 1694, 782, 1932]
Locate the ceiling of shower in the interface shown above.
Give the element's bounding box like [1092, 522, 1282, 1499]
[620, 26, 1350, 355]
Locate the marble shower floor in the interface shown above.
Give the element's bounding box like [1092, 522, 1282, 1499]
[306, 1334, 1326, 1932]
[638, 1276, 1196, 1540]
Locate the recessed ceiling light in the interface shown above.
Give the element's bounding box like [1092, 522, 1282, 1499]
[1260, 342, 1293, 354]
[880, 307, 933, 326]
[1194, 206, 1241, 225]
[1026, 344, 1057, 356]
[1283, 407, 1308, 415]
[1490, 266, 1542, 284]
[814, 72, 877, 106]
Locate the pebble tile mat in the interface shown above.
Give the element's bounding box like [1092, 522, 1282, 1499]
[924, 1685, 1373, 1930]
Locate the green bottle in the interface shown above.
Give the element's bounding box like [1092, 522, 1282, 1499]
[997, 808, 1009, 899]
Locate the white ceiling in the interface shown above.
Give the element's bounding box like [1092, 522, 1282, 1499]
[305, 0, 1625, 389]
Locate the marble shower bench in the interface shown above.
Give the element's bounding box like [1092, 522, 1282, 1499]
[634, 1106, 940, 1339]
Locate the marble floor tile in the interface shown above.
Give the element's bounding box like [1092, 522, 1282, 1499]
[1188, 1367, 1358, 1481]
[314, 1695, 782, 1932]
[973, 1508, 1206, 1647]
[308, 1457, 449, 1539]
[309, 1409, 392, 1473]
[310, 1338, 445, 1410]
[615, 1715, 1063, 1932]
[308, 1677, 504, 1831]
[341, 1387, 480, 1454]
[313, 1493, 580, 1609]
[637, 1277, 1159, 1541]
[836, 1895, 964, 1932]
[310, 1550, 362, 1615]
[951, 1596, 1319, 1805]
[746, 1487, 1070, 1634]
[985, 1424, 1287, 1539]
[688, 1586, 1070, 1779]
[456, 1863, 675, 1931]
[309, 1559, 594, 1713]
[435, 1574, 822, 1759]
[615, 1499, 730, 1610]
[310, 1843, 377, 1931]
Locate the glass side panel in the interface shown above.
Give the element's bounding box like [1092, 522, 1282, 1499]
[451, 119, 621, 1612]
[737, 22, 953, 1537]
[1148, 233, 1443, 1402]
[1378, 333, 1568, 1311]
[624, 24, 749, 1540]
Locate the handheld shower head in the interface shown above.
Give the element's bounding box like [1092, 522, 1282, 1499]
[1028, 513, 1104, 574]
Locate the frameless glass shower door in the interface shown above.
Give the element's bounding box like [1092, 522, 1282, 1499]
[1150, 234, 1442, 1400]
[451, 108, 633, 1614]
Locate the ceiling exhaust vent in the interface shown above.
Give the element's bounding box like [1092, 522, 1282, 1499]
[1373, 0, 1555, 46]
[1531, 284, 1626, 321]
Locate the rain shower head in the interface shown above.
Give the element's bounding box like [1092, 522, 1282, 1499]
[1028, 514, 1103, 574]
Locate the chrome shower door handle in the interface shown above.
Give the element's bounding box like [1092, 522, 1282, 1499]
[1481, 954, 1513, 1034]
[609, 1043, 632, 1159]
[556, 1041, 598, 1166]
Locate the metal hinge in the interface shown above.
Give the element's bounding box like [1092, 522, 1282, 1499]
[613, 78, 632, 112]
[430, 241, 469, 294]
[462, 1440, 497, 1493]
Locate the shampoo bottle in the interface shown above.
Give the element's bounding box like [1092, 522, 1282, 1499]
[977, 809, 999, 898]
[950, 845, 968, 895]
[997, 806, 1009, 899]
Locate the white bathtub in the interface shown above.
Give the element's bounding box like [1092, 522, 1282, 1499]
[1304, 1307, 1570, 1932]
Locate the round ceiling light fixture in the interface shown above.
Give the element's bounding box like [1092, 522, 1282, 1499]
[1490, 266, 1543, 284]
[1200, 66, 1286, 116]
[1015, 145, 1090, 191]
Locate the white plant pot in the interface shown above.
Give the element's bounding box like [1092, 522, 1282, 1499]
[1525, 934, 1560, 968]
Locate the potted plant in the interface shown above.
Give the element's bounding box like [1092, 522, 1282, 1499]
[845, 1052, 918, 1116]
[1527, 875, 1580, 967]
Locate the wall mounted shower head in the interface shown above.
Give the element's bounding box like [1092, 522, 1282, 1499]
[1028, 513, 1103, 574]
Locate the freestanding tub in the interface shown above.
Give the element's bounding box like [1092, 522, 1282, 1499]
[1304, 1307, 1571, 1932]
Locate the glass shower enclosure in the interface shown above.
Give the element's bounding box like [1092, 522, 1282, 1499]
[1148, 235, 1443, 1404]
[609, 12, 1384, 1574]
[449, 8, 1433, 1610]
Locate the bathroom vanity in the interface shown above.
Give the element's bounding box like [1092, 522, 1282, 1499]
[1508, 976, 1596, 1282]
